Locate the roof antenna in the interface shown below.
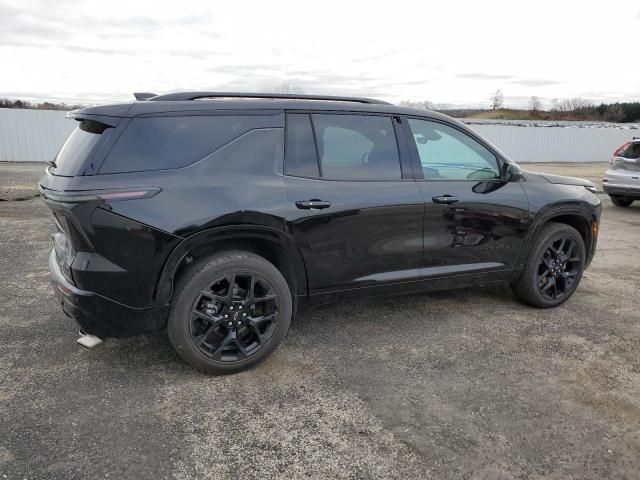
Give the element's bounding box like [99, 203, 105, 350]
[133, 92, 157, 101]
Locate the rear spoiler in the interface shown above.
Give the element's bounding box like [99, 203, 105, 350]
[133, 92, 157, 101]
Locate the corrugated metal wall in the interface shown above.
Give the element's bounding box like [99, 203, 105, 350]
[0, 108, 75, 163]
[469, 123, 637, 163]
[0, 108, 638, 163]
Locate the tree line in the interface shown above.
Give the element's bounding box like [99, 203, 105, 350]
[402, 90, 640, 123]
[0, 98, 85, 111]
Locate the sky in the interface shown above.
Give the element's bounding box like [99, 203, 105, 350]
[1, 0, 639, 108]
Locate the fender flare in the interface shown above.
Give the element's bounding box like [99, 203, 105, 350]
[515, 201, 597, 271]
[153, 225, 308, 306]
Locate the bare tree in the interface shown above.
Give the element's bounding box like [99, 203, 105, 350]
[529, 96, 542, 112]
[603, 104, 625, 123]
[490, 89, 504, 110]
[551, 97, 592, 113]
[270, 83, 305, 94]
[400, 99, 435, 110]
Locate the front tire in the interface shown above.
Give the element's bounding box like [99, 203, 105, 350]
[168, 251, 292, 374]
[610, 195, 634, 207]
[512, 223, 586, 308]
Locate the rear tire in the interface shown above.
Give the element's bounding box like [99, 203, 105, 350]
[167, 251, 292, 374]
[610, 195, 634, 207]
[512, 222, 586, 308]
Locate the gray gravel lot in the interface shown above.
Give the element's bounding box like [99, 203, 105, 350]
[1, 162, 639, 479]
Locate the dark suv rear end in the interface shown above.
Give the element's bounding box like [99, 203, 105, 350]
[41, 92, 601, 374]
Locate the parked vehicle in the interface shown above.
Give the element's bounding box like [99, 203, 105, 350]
[603, 138, 640, 207]
[40, 92, 601, 374]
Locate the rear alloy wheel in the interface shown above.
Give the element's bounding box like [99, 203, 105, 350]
[610, 196, 634, 207]
[168, 251, 292, 374]
[512, 223, 586, 308]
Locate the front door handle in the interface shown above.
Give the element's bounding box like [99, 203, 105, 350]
[432, 195, 459, 205]
[295, 199, 332, 210]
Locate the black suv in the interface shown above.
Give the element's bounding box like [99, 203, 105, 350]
[40, 92, 601, 373]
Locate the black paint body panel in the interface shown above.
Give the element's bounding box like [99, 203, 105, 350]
[40, 99, 601, 337]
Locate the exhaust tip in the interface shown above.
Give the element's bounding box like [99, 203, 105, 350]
[77, 331, 103, 349]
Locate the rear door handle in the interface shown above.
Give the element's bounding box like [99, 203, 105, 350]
[295, 199, 331, 210]
[432, 195, 459, 205]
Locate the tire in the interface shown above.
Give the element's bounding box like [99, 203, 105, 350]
[167, 251, 292, 374]
[512, 222, 586, 308]
[610, 195, 634, 207]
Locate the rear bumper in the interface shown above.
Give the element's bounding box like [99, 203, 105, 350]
[602, 184, 640, 198]
[49, 248, 168, 338]
[603, 169, 640, 198]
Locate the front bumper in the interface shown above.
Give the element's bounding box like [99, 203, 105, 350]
[49, 248, 168, 338]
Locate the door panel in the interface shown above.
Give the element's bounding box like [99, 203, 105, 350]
[284, 176, 424, 293]
[403, 117, 530, 277]
[418, 180, 529, 276]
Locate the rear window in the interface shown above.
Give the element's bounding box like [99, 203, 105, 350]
[100, 115, 270, 174]
[53, 120, 111, 176]
[618, 142, 640, 158]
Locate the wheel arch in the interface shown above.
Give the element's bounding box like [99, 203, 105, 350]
[517, 203, 597, 272]
[154, 225, 308, 308]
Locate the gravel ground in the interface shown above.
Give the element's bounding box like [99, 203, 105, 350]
[1, 161, 639, 479]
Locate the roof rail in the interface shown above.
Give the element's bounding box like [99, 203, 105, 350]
[133, 92, 158, 101]
[147, 91, 391, 105]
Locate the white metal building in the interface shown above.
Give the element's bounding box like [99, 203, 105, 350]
[0, 107, 638, 164]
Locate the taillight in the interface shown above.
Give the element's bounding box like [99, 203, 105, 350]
[52, 214, 76, 283]
[39, 186, 160, 203]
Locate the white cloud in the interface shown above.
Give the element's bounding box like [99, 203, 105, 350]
[1, 0, 639, 107]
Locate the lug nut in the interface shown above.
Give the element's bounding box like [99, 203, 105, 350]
[224, 314, 228, 319]
[229, 306, 234, 311]
[237, 321, 242, 326]
[228, 321, 233, 327]
[242, 313, 247, 317]
[239, 305, 243, 310]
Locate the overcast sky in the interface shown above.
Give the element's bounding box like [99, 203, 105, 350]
[1, 0, 639, 108]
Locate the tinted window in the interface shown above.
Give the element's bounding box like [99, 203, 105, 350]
[100, 115, 269, 174]
[312, 114, 401, 180]
[408, 119, 500, 180]
[53, 120, 111, 176]
[618, 142, 640, 158]
[285, 114, 319, 177]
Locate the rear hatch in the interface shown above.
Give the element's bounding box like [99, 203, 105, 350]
[40, 110, 125, 287]
[606, 141, 640, 187]
[610, 141, 640, 173]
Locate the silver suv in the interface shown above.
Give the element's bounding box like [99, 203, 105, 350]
[603, 139, 640, 207]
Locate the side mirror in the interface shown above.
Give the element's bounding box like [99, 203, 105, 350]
[501, 162, 522, 182]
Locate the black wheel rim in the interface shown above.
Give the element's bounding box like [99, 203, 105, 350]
[537, 235, 582, 301]
[189, 272, 279, 362]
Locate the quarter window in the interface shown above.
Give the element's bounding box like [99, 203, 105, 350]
[100, 115, 270, 174]
[407, 119, 500, 180]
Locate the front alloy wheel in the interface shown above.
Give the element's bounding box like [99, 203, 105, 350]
[512, 222, 586, 308]
[536, 236, 581, 301]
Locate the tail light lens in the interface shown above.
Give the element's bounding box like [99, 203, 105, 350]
[52, 214, 76, 283]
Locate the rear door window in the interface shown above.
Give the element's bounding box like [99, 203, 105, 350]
[52, 119, 112, 176]
[100, 115, 273, 174]
[312, 114, 401, 180]
[284, 113, 320, 177]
